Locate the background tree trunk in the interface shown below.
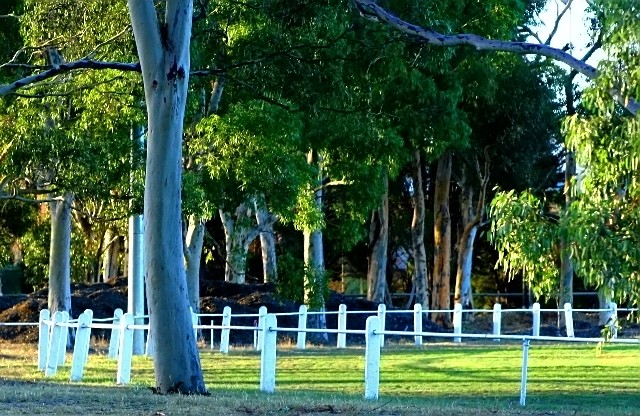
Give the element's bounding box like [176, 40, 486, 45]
[48, 193, 74, 316]
[410, 149, 429, 309]
[48, 193, 74, 348]
[128, 0, 205, 394]
[184, 214, 204, 314]
[367, 171, 390, 305]
[304, 150, 327, 335]
[431, 152, 452, 326]
[220, 204, 257, 284]
[102, 227, 120, 281]
[255, 199, 277, 283]
[454, 182, 477, 309]
[559, 151, 575, 328]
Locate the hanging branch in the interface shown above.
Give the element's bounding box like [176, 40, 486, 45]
[351, 0, 639, 116]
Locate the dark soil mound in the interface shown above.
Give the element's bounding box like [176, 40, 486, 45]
[2, 277, 637, 344]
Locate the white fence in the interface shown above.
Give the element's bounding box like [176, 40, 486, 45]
[9, 302, 639, 406]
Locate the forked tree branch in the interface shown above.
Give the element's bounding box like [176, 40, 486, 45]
[351, 0, 639, 116]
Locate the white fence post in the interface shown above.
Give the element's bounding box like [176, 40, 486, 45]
[108, 308, 123, 359]
[609, 302, 618, 339]
[117, 313, 135, 385]
[453, 303, 462, 343]
[564, 303, 574, 338]
[145, 322, 154, 357]
[256, 306, 267, 351]
[220, 306, 232, 354]
[70, 309, 93, 382]
[45, 311, 64, 377]
[413, 304, 423, 346]
[58, 311, 69, 366]
[377, 304, 386, 348]
[297, 305, 307, 350]
[532, 303, 540, 337]
[37, 309, 50, 371]
[492, 304, 502, 341]
[337, 304, 347, 348]
[364, 316, 382, 400]
[259, 314, 278, 394]
[519, 338, 531, 406]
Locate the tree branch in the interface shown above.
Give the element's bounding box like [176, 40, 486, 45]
[351, 0, 639, 116]
[545, 0, 574, 45]
[0, 59, 140, 96]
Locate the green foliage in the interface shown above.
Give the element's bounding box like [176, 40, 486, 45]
[489, 189, 560, 299]
[559, 0, 640, 309]
[274, 252, 305, 303]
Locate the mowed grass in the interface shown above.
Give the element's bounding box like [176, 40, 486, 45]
[0, 340, 639, 415]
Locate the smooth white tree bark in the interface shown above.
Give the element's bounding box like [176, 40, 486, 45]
[127, 0, 205, 394]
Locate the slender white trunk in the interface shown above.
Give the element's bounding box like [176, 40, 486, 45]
[128, 0, 205, 394]
[184, 214, 205, 313]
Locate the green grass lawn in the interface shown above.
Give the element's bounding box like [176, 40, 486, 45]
[0, 341, 638, 415]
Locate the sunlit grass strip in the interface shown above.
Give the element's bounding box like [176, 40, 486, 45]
[2, 342, 639, 397]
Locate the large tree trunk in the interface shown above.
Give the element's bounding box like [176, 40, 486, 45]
[184, 214, 205, 314]
[431, 152, 452, 326]
[255, 199, 278, 283]
[128, 0, 205, 394]
[220, 204, 258, 284]
[48, 193, 74, 316]
[367, 171, 390, 305]
[410, 149, 429, 309]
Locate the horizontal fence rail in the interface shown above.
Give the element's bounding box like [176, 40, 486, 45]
[3, 301, 635, 407]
